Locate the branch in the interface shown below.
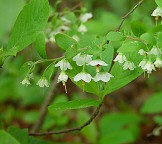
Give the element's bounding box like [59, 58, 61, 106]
[31, 70, 60, 132]
[116, 0, 144, 32]
[29, 101, 103, 136]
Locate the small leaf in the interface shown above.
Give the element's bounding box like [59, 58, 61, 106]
[155, 0, 162, 7]
[140, 33, 156, 46]
[141, 92, 162, 114]
[48, 99, 100, 111]
[35, 32, 47, 58]
[55, 33, 79, 50]
[43, 62, 55, 81]
[106, 31, 125, 41]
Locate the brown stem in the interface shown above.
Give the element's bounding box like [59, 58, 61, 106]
[116, 0, 144, 32]
[31, 70, 60, 132]
[29, 101, 103, 136]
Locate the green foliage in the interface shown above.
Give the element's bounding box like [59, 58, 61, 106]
[155, 0, 162, 7]
[55, 33, 79, 50]
[140, 33, 156, 46]
[5, 0, 50, 56]
[48, 99, 100, 111]
[35, 32, 47, 58]
[141, 92, 162, 114]
[106, 31, 125, 41]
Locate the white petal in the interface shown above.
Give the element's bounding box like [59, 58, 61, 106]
[93, 72, 114, 82]
[58, 71, 68, 83]
[151, 7, 162, 17]
[87, 59, 108, 66]
[80, 13, 93, 23]
[114, 53, 127, 64]
[74, 72, 92, 83]
[78, 24, 87, 33]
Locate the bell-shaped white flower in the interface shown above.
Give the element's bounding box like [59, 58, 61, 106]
[151, 7, 162, 17]
[55, 59, 72, 71]
[143, 61, 156, 74]
[154, 57, 162, 68]
[21, 78, 31, 87]
[74, 71, 92, 83]
[138, 49, 146, 55]
[150, 46, 161, 56]
[78, 24, 87, 33]
[93, 72, 114, 82]
[123, 61, 136, 70]
[37, 77, 49, 87]
[73, 53, 93, 66]
[87, 59, 108, 72]
[87, 59, 108, 66]
[139, 59, 147, 69]
[57, 71, 69, 93]
[114, 53, 127, 64]
[80, 13, 93, 23]
[61, 17, 71, 24]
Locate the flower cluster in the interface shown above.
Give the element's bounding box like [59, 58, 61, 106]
[114, 46, 162, 76]
[114, 53, 136, 70]
[54, 52, 114, 92]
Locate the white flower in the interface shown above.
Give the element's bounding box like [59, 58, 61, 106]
[139, 59, 147, 69]
[143, 61, 156, 74]
[123, 61, 136, 70]
[87, 59, 108, 72]
[138, 49, 146, 55]
[37, 77, 49, 87]
[150, 46, 161, 55]
[73, 53, 93, 66]
[87, 59, 108, 66]
[57, 71, 68, 84]
[114, 53, 127, 64]
[57, 25, 70, 32]
[74, 72, 92, 83]
[154, 57, 162, 68]
[78, 24, 87, 33]
[80, 13, 93, 23]
[21, 78, 31, 87]
[55, 59, 72, 71]
[61, 17, 71, 24]
[93, 72, 114, 82]
[151, 7, 162, 17]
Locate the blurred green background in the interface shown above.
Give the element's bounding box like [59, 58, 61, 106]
[1, 0, 162, 144]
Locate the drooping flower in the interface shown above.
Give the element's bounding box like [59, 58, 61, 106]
[78, 24, 87, 33]
[150, 46, 161, 56]
[154, 57, 162, 68]
[143, 61, 156, 74]
[57, 71, 69, 93]
[21, 77, 31, 87]
[80, 13, 93, 23]
[55, 59, 72, 71]
[138, 49, 146, 55]
[93, 72, 114, 82]
[87, 59, 108, 72]
[61, 17, 71, 24]
[74, 72, 92, 83]
[151, 7, 162, 19]
[139, 59, 147, 69]
[37, 77, 49, 87]
[114, 53, 127, 64]
[123, 61, 136, 70]
[73, 53, 93, 66]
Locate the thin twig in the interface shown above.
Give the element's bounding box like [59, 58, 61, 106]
[116, 0, 144, 32]
[29, 101, 103, 136]
[31, 70, 60, 132]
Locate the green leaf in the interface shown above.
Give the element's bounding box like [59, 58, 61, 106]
[7, 126, 28, 144]
[100, 130, 134, 144]
[155, 0, 162, 7]
[55, 33, 78, 50]
[140, 33, 156, 46]
[35, 32, 47, 58]
[0, 130, 20, 144]
[48, 99, 100, 111]
[106, 31, 125, 41]
[43, 62, 55, 81]
[65, 44, 78, 59]
[141, 92, 162, 114]
[131, 21, 147, 37]
[102, 43, 114, 71]
[5, 0, 50, 56]
[157, 32, 162, 48]
[118, 40, 146, 53]
[154, 115, 162, 125]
